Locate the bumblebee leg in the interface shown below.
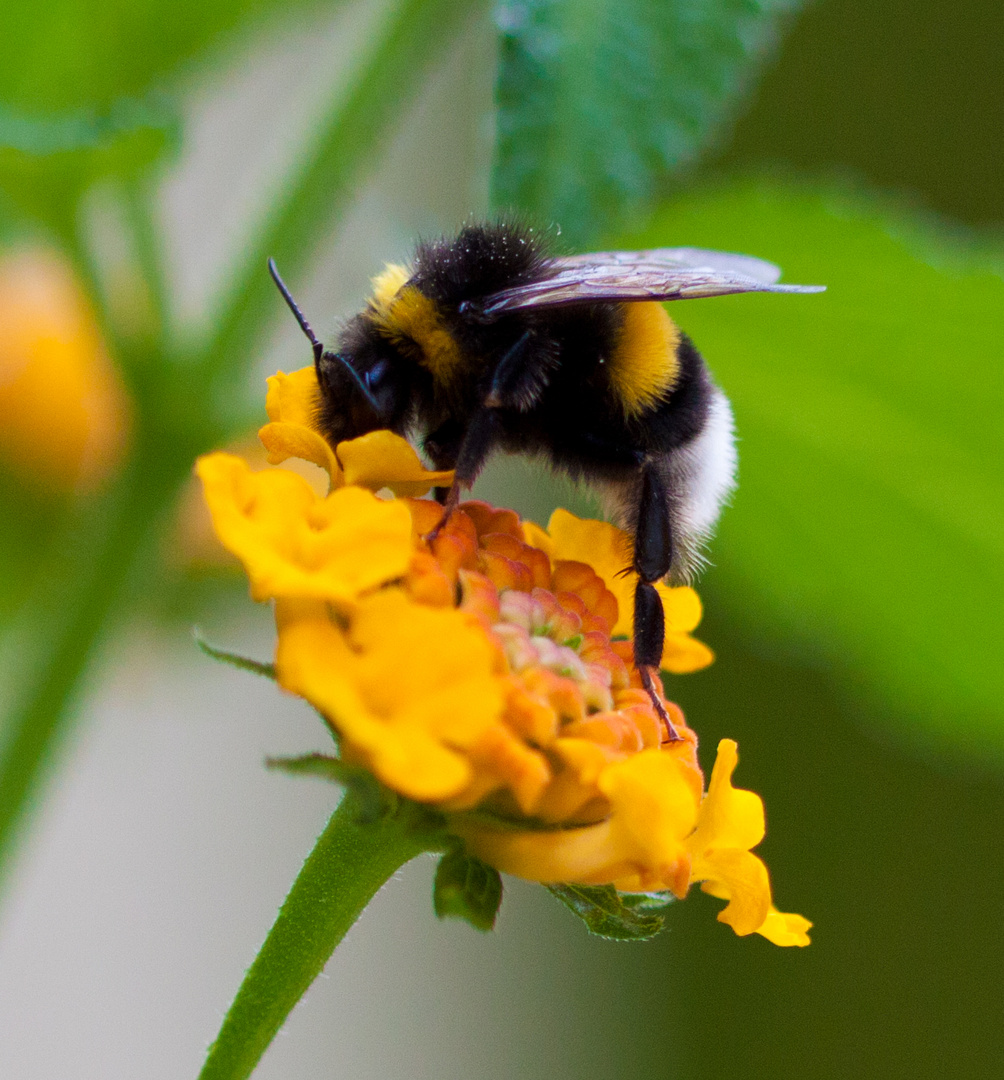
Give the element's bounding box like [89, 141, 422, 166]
[424, 409, 501, 541]
[632, 463, 682, 742]
[484, 331, 554, 411]
[424, 421, 464, 506]
[634, 462, 673, 582]
[426, 480, 462, 536]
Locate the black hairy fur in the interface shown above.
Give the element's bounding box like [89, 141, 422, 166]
[409, 219, 553, 304]
[283, 220, 732, 738]
[312, 219, 716, 514]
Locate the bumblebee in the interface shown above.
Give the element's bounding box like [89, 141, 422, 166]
[268, 222, 822, 737]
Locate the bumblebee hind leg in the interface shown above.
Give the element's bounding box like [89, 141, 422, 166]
[632, 463, 682, 742]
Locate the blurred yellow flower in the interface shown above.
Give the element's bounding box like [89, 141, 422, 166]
[0, 249, 130, 492]
[196, 365, 809, 946]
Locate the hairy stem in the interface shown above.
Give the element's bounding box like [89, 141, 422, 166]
[198, 794, 439, 1080]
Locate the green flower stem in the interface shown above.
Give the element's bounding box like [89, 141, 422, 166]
[122, 174, 171, 343]
[0, 441, 194, 887]
[199, 793, 440, 1080]
[202, 0, 482, 404]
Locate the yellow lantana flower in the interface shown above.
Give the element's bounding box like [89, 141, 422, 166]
[528, 509, 713, 673]
[258, 365, 454, 495]
[197, 365, 810, 947]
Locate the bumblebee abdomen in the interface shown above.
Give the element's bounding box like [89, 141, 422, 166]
[606, 302, 681, 418]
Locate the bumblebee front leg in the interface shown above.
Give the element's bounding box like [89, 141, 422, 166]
[632, 463, 682, 742]
[424, 421, 463, 505]
[424, 408, 501, 540]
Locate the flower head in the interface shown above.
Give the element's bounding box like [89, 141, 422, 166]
[0, 249, 130, 492]
[197, 365, 809, 946]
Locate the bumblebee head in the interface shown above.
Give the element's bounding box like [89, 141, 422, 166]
[315, 326, 413, 442]
[268, 258, 413, 443]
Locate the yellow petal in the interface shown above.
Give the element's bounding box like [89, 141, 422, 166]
[661, 632, 715, 674]
[756, 907, 813, 947]
[458, 748, 698, 891]
[659, 584, 703, 633]
[522, 519, 555, 559]
[347, 590, 503, 732]
[275, 598, 473, 800]
[258, 421, 342, 481]
[196, 453, 413, 603]
[546, 509, 710, 668]
[337, 430, 454, 497]
[259, 368, 341, 481]
[547, 509, 634, 634]
[551, 737, 617, 787]
[687, 740, 775, 937]
[697, 848, 772, 935]
[265, 366, 321, 427]
[275, 591, 506, 803]
[689, 739, 765, 854]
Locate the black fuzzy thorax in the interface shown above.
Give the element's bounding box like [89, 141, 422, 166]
[409, 220, 553, 305]
[319, 220, 713, 492]
[410, 223, 712, 485]
[411, 221, 569, 414]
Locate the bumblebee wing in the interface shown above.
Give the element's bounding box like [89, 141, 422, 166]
[460, 249, 824, 323]
[555, 246, 785, 284]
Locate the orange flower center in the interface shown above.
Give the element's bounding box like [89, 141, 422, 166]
[400, 497, 691, 826]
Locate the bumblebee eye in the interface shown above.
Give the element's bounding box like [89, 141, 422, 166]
[364, 360, 389, 389]
[322, 351, 381, 413]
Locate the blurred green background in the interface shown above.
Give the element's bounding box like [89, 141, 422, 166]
[0, 0, 1001, 1077]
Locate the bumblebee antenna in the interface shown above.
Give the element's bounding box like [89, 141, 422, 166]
[267, 257, 383, 416]
[268, 258, 323, 364]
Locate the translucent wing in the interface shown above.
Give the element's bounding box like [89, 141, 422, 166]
[459, 247, 824, 323]
[556, 246, 786, 282]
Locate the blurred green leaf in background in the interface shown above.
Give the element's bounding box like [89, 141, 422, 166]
[494, 0, 800, 246]
[0, 0, 334, 227]
[622, 180, 1004, 761]
[0, 0, 337, 113]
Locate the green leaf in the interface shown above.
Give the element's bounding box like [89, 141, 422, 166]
[194, 632, 276, 680]
[546, 882, 675, 940]
[0, 97, 175, 157]
[492, 0, 799, 246]
[433, 847, 504, 932]
[624, 179, 1004, 760]
[0, 97, 178, 228]
[0, 1, 332, 222]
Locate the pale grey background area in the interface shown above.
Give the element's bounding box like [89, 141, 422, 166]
[0, 6, 685, 1078]
[0, 622, 680, 1080]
